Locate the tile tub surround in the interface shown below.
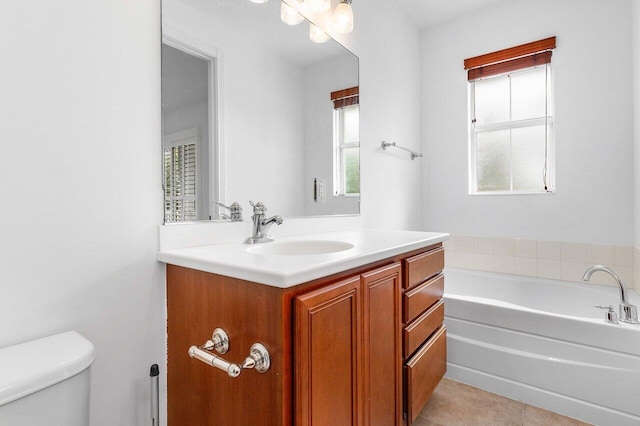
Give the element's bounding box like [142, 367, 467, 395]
[443, 235, 639, 289]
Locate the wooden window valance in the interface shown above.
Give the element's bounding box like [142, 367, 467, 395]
[330, 86, 359, 109]
[464, 36, 556, 81]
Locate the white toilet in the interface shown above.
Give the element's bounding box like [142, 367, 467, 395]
[0, 331, 96, 425]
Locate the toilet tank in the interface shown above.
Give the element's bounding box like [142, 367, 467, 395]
[0, 331, 96, 426]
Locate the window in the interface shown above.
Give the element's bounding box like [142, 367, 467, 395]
[465, 37, 556, 194]
[163, 129, 199, 222]
[332, 87, 360, 196]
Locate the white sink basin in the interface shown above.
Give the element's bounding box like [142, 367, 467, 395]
[247, 240, 354, 256]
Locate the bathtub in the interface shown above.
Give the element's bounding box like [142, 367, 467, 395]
[443, 268, 640, 426]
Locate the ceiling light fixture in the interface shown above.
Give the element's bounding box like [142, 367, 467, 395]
[332, 0, 353, 34]
[249, 0, 269, 3]
[309, 23, 330, 43]
[280, 2, 304, 25]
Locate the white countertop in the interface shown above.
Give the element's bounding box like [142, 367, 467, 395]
[157, 229, 448, 288]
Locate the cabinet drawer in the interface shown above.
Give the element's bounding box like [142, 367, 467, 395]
[404, 248, 444, 290]
[403, 300, 444, 357]
[403, 274, 444, 323]
[405, 326, 447, 425]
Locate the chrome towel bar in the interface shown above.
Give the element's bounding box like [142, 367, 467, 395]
[381, 140, 423, 160]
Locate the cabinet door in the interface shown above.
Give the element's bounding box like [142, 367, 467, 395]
[295, 276, 362, 426]
[362, 263, 403, 426]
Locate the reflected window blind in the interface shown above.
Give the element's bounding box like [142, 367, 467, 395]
[331, 86, 359, 109]
[163, 137, 197, 222]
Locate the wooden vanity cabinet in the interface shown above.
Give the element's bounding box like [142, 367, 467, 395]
[166, 243, 444, 426]
[294, 262, 402, 426]
[401, 246, 447, 425]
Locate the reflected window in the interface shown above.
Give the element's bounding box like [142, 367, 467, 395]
[332, 87, 360, 196]
[163, 129, 199, 222]
[466, 38, 556, 194]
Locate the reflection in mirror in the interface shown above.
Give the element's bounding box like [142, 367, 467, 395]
[162, 44, 213, 222]
[161, 0, 359, 223]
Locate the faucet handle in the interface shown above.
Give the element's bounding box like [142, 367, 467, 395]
[215, 201, 243, 222]
[593, 305, 619, 324]
[249, 201, 267, 215]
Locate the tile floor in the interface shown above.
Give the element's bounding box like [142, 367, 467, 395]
[414, 378, 592, 426]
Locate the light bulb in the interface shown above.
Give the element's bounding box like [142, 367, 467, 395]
[309, 23, 330, 43]
[280, 2, 304, 25]
[333, 0, 353, 34]
[307, 0, 330, 13]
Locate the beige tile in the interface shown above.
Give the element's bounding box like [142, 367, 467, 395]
[514, 257, 537, 277]
[537, 259, 562, 280]
[474, 253, 494, 272]
[474, 237, 494, 254]
[444, 249, 457, 268]
[443, 237, 456, 252]
[494, 255, 515, 274]
[410, 416, 444, 426]
[457, 252, 474, 269]
[561, 261, 587, 282]
[561, 242, 586, 262]
[456, 235, 475, 253]
[523, 404, 592, 426]
[614, 245, 633, 267]
[615, 266, 634, 289]
[537, 240, 562, 260]
[586, 244, 615, 265]
[515, 239, 537, 258]
[494, 238, 515, 256]
[419, 379, 523, 426]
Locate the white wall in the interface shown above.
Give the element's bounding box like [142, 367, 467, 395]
[0, 1, 165, 426]
[421, 0, 635, 245]
[347, 1, 423, 230]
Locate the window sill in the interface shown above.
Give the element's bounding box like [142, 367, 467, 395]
[469, 190, 554, 196]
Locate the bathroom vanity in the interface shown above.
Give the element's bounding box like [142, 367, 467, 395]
[160, 230, 447, 425]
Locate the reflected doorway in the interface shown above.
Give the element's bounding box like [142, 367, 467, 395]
[161, 43, 217, 222]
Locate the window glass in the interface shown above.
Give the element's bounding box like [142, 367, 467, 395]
[474, 76, 509, 125]
[511, 67, 547, 121]
[512, 125, 547, 191]
[477, 130, 510, 191]
[469, 64, 553, 194]
[334, 105, 360, 195]
[341, 106, 359, 143]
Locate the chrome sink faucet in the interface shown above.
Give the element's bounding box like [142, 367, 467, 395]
[244, 201, 283, 244]
[583, 265, 639, 324]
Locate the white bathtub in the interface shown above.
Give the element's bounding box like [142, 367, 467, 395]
[443, 268, 640, 426]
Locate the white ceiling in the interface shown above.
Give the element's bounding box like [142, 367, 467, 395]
[393, 0, 508, 29]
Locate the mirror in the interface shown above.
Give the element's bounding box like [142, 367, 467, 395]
[161, 0, 360, 222]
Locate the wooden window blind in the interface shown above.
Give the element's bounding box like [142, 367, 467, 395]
[464, 36, 556, 81]
[331, 86, 359, 109]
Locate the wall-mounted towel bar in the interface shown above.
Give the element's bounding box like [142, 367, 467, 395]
[381, 141, 423, 160]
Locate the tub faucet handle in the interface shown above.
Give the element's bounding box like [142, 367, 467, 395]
[593, 305, 619, 324]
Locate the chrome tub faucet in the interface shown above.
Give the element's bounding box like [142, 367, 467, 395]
[244, 201, 283, 244]
[583, 265, 639, 324]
